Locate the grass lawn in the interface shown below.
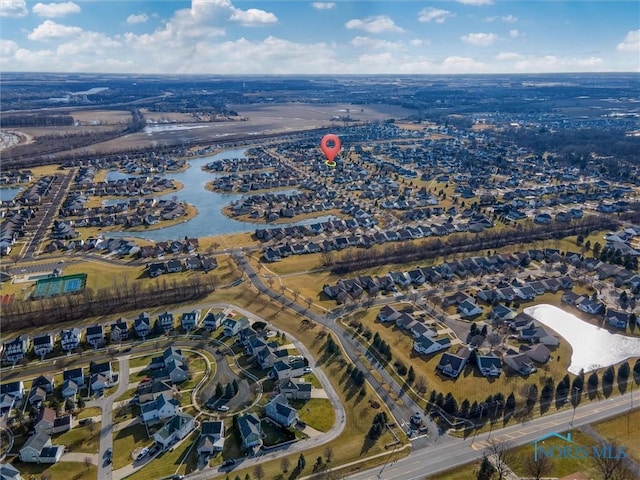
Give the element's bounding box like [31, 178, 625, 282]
[592, 408, 640, 462]
[293, 398, 335, 433]
[261, 419, 296, 447]
[510, 430, 600, 479]
[178, 370, 205, 391]
[113, 422, 152, 470]
[113, 403, 141, 424]
[9, 459, 97, 480]
[116, 386, 138, 403]
[76, 406, 101, 420]
[53, 422, 101, 453]
[343, 303, 574, 409]
[129, 354, 156, 369]
[303, 373, 322, 388]
[126, 431, 200, 480]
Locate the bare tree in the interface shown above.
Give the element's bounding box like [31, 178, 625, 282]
[324, 446, 333, 462]
[487, 332, 501, 352]
[280, 456, 291, 473]
[84, 456, 92, 469]
[593, 440, 632, 480]
[523, 451, 553, 480]
[415, 376, 427, 394]
[253, 463, 264, 480]
[486, 439, 517, 480]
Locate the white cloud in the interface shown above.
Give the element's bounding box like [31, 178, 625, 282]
[229, 8, 277, 26]
[418, 7, 454, 24]
[409, 38, 429, 46]
[345, 15, 404, 34]
[32, 1, 80, 18]
[28, 20, 82, 40]
[126, 13, 148, 24]
[457, 0, 493, 5]
[351, 36, 403, 50]
[311, 2, 335, 10]
[617, 29, 640, 52]
[461, 32, 498, 46]
[502, 15, 517, 23]
[496, 52, 522, 61]
[0, 39, 18, 56]
[509, 29, 520, 38]
[514, 55, 604, 72]
[0, 0, 27, 17]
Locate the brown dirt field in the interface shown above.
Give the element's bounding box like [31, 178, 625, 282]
[58, 102, 413, 155]
[140, 109, 195, 123]
[71, 110, 132, 124]
[16, 125, 123, 137]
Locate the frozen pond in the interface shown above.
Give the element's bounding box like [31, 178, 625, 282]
[525, 304, 640, 374]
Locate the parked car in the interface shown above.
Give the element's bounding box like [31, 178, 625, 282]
[105, 448, 112, 458]
[136, 447, 149, 461]
[222, 458, 236, 468]
[217, 405, 230, 412]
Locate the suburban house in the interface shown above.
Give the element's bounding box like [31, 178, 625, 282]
[110, 319, 129, 342]
[520, 344, 551, 363]
[518, 326, 560, 346]
[237, 413, 264, 451]
[181, 311, 200, 332]
[32, 333, 55, 359]
[31, 374, 54, 394]
[60, 328, 82, 352]
[140, 391, 180, 423]
[458, 300, 483, 318]
[377, 305, 401, 323]
[203, 311, 225, 331]
[27, 387, 47, 407]
[223, 317, 251, 336]
[89, 361, 113, 392]
[0, 380, 25, 400]
[476, 353, 503, 377]
[19, 432, 64, 463]
[197, 420, 225, 457]
[278, 378, 312, 400]
[271, 359, 307, 380]
[0, 394, 15, 414]
[413, 336, 451, 356]
[265, 394, 298, 427]
[605, 310, 629, 329]
[149, 347, 189, 384]
[577, 299, 605, 315]
[504, 352, 536, 375]
[436, 347, 471, 378]
[0, 463, 23, 480]
[3, 335, 30, 363]
[153, 412, 195, 450]
[156, 311, 175, 334]
[85, 325, 105, 349]
[134, 312, 152, 339]
[34, 408, 71, 435]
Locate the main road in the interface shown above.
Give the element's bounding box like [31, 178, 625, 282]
[346, 390, 638, 480]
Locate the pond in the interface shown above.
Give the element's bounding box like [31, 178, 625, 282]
[525, 304, 640, 374]
[104, 148, 336, 241]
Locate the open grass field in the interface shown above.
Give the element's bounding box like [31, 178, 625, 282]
[427, 461, 479, 479]
[8, 459, 97, 480]
[76, 406, 101, 420]
[510, 429, 600, 479]
[71, 109, 132, 125]
[592, 408, 640, 462]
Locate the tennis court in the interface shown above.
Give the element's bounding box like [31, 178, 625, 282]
[32, 273, 87, 299]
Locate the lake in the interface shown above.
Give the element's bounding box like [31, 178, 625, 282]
[104, 148, 336, 241]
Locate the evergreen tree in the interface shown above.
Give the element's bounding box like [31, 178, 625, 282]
[460, 399, 470, 418]
[526, 384, 538, 411]
[480, 324, 488, 337]
[298, 453, 306, 471]
[373, 332, 381, 347]
[477, 455, 495, 480]
[407, 366, 416, 383]
[505, 392, 516, 412]
[443, 392, 458, 415]
[215, 383, 224, 398]
[225, 382, 235, 399]
[77, 396, 85, 409]
[232, 379, 239, 395]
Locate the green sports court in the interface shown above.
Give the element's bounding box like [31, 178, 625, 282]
[31, 273, 87, 299]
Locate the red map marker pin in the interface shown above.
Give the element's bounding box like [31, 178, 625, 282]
[320, 134, 341, 167]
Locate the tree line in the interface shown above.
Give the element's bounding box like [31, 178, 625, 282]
[2, 275, 216, 332]
[329, 215, 616, 275]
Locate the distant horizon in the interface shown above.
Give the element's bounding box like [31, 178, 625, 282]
[1, 1, 638, 75]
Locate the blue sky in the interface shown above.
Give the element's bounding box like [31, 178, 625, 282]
[0, 0, 638, 74]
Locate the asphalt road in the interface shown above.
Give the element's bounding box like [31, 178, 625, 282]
[346, 391, 639, 480]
